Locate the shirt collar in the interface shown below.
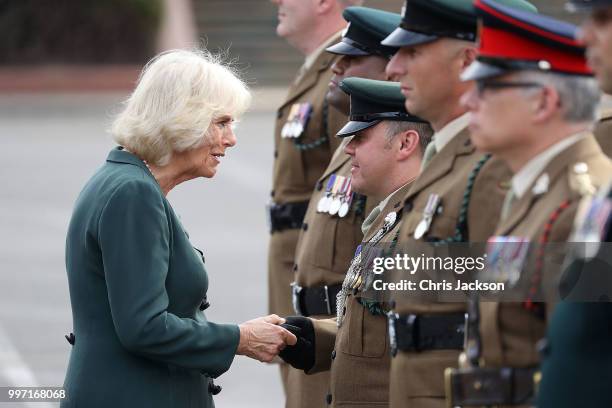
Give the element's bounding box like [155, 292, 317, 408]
[433, 112, 471, 153]
[512, 131, 588, 199]
[361, 181, 412, 235]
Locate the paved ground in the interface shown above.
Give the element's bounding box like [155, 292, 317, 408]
[0, 93, 286, 407]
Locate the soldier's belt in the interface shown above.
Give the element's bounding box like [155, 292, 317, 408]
[388, 312, 465, 355]
[291, 283, 341, 317]
[444, 366, 537, 407]
[268, 201, 309, 233]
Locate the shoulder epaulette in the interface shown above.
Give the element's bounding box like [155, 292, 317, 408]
[568, 162, 596, 197]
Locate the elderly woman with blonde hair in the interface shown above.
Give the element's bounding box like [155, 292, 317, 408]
[62, 49, 296, 408]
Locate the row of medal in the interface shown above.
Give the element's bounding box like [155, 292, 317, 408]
[317, 174, 354, 218]
[281, 102, 313, 138]
[336, 211, 400, 327]
[483, 236, 531, 287]
[337, 244, 366, 326]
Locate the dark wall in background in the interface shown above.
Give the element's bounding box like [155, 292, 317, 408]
[0, 0, 161, 65]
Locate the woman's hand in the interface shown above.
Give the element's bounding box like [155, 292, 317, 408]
[237, 315, 298, 362]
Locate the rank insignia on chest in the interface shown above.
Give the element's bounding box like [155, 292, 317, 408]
[483, 236, 531, 287]
[317, 174, 354, 218]
[414, 193, 441, 240]
[281, 102, 313, 139]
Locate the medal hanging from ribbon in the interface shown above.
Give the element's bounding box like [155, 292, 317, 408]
[414, 193, 441, 240]
[281, 103, 313, 139]
[484, 236, 530, 287]
[317, 174, 336, 213]
[328, 175, 345, 216]
[281, 104, 298, 138]
[338, 177, 353, 218]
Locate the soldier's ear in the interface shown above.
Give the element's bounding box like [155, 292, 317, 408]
[461, 46, 478, 70]
[396, 129, 420, 161]
[531, 85, 561, 124]
[315, 0, 334, 14]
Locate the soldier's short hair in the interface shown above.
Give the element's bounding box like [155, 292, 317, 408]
[384, 120, 434, 155]
[515, 70, 600, 123]
[111, 48, 251, 166]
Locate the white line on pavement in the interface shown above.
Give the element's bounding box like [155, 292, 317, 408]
[0, 324, 57, 408]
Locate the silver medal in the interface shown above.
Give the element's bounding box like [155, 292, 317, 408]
[317, 196, 327, 213]
[288, 121, 296, 138]
[413, 193, 441, 240]
[295, 123, 304, 138]
[281, 123, 290, 138]
[338, 202, 349, 218]
[329, 198, 342, 215]
[414, 219, 429, 240]
[321, 196, 332, 213]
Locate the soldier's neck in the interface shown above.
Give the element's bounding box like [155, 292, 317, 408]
[504, 122, 591, 173]
[429, 103, 468, 133]
[291, 22, 345, 56]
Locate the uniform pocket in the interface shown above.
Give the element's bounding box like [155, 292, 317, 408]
[337, 296, 388, 358]
[308, 212, 360, 273]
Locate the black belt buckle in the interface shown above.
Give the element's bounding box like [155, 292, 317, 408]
[444, 366, 537, 407]
[268, 201, 307, 233]
[388, 312, 398, 356]
[292, 283, 336, 316]
[293, 284, 341, 317]
[397, 314, 419, 351]
[291, 282, 304, 316]
[268, 202, 286, 233]
[388, 312, 419, 356]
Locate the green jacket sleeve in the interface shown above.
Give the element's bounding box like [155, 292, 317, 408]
[98, 179, 240, 377]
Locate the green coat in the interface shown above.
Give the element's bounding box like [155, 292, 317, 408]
[62, 147, 240, 408]
[538, 188, 612, 408]
[538, 301, 612, 408]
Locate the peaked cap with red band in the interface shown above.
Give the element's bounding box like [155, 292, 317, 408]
[462, 0, 593, 81]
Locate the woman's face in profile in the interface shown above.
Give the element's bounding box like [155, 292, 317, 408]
[188, 115, 237, 179]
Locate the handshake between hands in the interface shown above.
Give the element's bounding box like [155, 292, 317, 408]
[236, 315, 316, 371]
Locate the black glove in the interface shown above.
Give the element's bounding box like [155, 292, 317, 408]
[279, 316, 315, 372]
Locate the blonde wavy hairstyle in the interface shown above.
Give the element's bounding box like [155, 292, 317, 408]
[111, 48, 251, 166]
